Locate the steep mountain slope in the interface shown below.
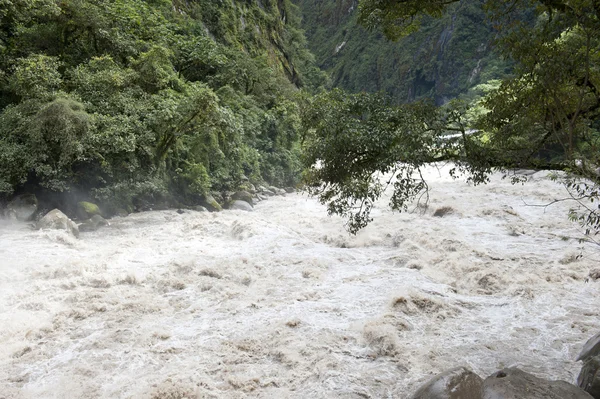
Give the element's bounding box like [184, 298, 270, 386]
[295, 0, 510, 104]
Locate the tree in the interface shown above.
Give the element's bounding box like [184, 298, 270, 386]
[302, 0, 600, 235]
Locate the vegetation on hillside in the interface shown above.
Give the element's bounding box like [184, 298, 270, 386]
[294, 0, 511, 104]
[0, 0, 326, 214]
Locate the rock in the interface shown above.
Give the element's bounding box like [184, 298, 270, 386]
[229, 200, 253, 212]
[232, 191, 255, 206]
[482, 368, 593, 398]
[37, 209, 79, 238]
[193, 205, 208, 212]
[578, 355, 600, 398]
[433, 206, 455, 217]
[79, 215, 109, 233]
[409, 367, 483, 399]
[6, 194, 38, 221]
[578, 332, 600, 361]
[200, 193, 222, 212]
[77, 201, 102, 220]
[176, 209, 185, 214]
[285, 187, 295, 193]
[589, 269, 600, 281]
[256, 194, 267, 201]
[261, 188, 275, 197]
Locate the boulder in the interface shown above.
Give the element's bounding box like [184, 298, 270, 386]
[37, 209, 79, 238]
[409, 367, 483, 399]
[77, 201, 102, 220]
[232, 191, 255, 206]
[285, 187, 295, 193]
[482, 368, 593, 399]
[229, 200, 253, 212]
[578, 332, 600, 361]
[261, 188, 275, 197]
[578, 355, 600, 398]
[200, 193, 222, 212]
[194, 205, 208, 212]
[6, 194, 38, 221]
[79, 215, 109, 233]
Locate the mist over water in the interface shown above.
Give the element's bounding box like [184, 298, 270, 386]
[1, 165, 599, 398]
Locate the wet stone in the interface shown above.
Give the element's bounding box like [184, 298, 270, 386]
[409, 367, 483, 399]
[37, 209, 80, 238]
[482, 368, 593, 399]
[578, 332, 600, 361]
[229, 200, 253, 212]
[578, 355, 600, 398]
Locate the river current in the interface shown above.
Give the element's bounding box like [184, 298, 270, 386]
[0, 164, 598, 398]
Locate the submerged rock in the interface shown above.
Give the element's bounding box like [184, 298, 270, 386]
[482, 368, 593, 398]
[37, 209, 79, 238]
[79, 215, 109, 232]
[229, 200, 253, 212]
[578, 356, 600, 398]
[6, 194, 38, 221]
[409, 367, 483, 399]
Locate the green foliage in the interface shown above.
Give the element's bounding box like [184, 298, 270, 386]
[0, 0, 322, 210]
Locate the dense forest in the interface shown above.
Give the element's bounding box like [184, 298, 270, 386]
[0, 0, 326, 215]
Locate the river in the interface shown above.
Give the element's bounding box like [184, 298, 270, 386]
[1, 164, 598, 398]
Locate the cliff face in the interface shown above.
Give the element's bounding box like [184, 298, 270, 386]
[294, 0, 509, 104]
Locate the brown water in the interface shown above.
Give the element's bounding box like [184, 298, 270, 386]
[1, 165, 598, 398]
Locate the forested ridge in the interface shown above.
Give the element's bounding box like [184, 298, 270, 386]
[294, 0, 511, 104]
[0, 0, 326, 215]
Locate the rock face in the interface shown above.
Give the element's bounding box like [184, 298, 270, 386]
[482, 368, 593, 399]
[578, 356, 600, 398]
[37, 209, 80, 238]
[409, 367, 483, 399]
[229, 200, 253, 212]
[578, 332, 600, 361]
[6, 194, 38, 221]
[232, 191, 254, 206]
[77, 201, 102, 220]
[79, 215, 109, 233]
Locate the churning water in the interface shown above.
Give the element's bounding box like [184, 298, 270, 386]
[1, 164, 599, 398]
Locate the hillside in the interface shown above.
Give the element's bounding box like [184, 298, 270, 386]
[0, 0, 325, 214]
[295, 0, 510, 104]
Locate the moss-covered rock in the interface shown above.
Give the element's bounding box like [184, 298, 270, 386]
[77, 201, 102, 219]
[200, 193, 222, 212]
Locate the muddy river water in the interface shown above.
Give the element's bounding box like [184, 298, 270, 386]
[1, 165, 599, 398]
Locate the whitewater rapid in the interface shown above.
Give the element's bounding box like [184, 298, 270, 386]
[1, 164, 599, 398]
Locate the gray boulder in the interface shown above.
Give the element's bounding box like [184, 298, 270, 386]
[79, 215, 109, 233]
[232, 191, 255, 206]
[482, 368, 593, 398]
[229, 200, 253, 212]
[578, 355, 600, 398]
[6, 194, 38, 221]
[285, 187, 295, 193]
[37, 209, 79, 238]
[194, 205, 208, 212]
[578, 332, 600, 361]
[410, 367, 483, 399]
